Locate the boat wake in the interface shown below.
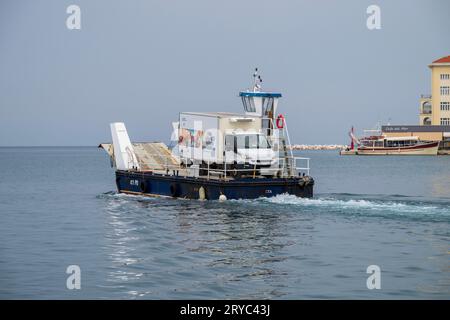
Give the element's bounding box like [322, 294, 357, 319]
[98, 191, 157, 201]
[97, 191, 450, 223]
[256, 193, 450, 222]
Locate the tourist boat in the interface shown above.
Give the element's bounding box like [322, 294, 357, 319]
[99, 69, 314, 200]
[340, 128, 439, 156]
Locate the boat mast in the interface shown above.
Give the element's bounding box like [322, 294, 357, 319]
[253, 68, 262, 92]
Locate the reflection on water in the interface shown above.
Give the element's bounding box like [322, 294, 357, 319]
[99, 192, 450, 299]
[102, 194, 308, 298]
[430, 174, 450, 198]
[1, 148, 449, 299]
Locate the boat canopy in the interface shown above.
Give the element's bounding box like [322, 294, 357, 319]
[384, 136, 419, 141]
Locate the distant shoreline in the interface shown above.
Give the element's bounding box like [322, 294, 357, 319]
[290, 144, 346, 150]
[0, 144, 348, 150]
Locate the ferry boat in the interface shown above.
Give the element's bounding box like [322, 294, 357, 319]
[99, 69, 314, 200]
[340, 127, 439, 156]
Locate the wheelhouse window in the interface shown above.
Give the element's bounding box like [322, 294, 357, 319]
[241, 97, 256, 112]
[241, 97, 248, 111]
[262, 97, 274, 117]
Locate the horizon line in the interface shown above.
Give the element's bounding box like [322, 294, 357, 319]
[0, 143, 344, 148]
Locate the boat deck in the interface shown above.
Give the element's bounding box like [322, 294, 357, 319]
[133, 142, 181, 171]
[340, 149, 358, 155]
[99, 142, 188, 173]
[99, 142, 304, 180]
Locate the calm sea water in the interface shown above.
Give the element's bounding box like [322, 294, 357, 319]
[0, 147, 449, 299]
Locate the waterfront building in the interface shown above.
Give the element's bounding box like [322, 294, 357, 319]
[419, 55, 450, 126]
[382, 55, 450, 153]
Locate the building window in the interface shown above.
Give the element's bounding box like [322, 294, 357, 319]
[422, 101, 432, 114]
[440, 118, 450, 125]
[441, 74, 450, 80]
[423, 117, 431, 125]
[441, 102, 450, 111]
[441, 86, 450, 95]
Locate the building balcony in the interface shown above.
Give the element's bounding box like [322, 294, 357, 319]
[420, 109, 432, 114]
[421, 94, 432, 99]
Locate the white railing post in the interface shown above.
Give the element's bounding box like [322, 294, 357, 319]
[291, 156, 311, 177]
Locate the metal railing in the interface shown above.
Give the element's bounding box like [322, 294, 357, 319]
[127, 155, 310, 180]
[293, 157, 310, 176]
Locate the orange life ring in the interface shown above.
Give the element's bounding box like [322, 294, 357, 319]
[276, 114, 285, 129]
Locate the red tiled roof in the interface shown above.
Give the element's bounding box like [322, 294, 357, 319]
[433, 55, 450, 63]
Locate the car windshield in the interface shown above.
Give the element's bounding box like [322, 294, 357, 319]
[236, 134, 271, 149]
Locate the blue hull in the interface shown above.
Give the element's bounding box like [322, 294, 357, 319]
[115, 170, 314, 200]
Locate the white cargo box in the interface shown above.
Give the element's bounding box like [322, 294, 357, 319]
[178, 112, 262, 164]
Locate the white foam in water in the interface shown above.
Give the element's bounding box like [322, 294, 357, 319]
[259, 194, 448, 216]
[100, 191, 450, 220]
[101, 191, 157, 202]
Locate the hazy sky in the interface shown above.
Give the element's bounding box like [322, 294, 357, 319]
[1, 0, 449, 146]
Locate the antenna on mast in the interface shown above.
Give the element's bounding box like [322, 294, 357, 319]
[253, 67, 262, 92]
